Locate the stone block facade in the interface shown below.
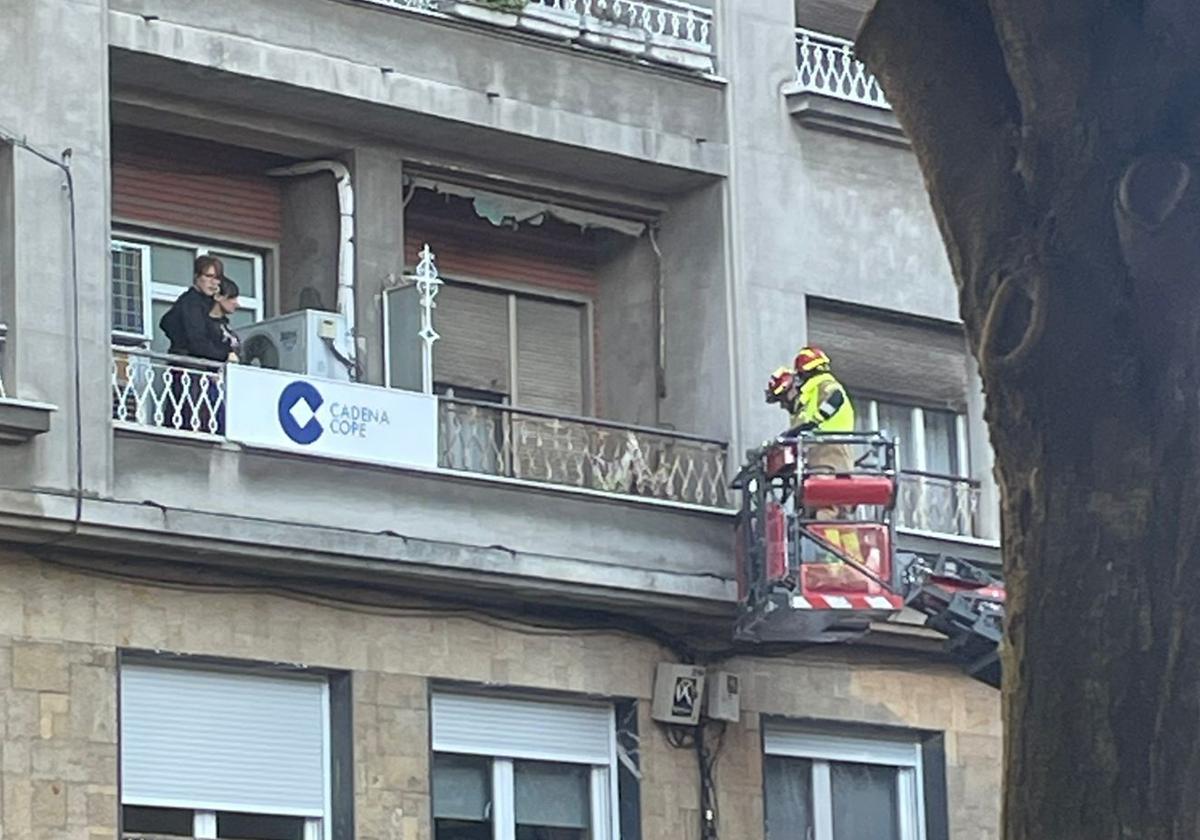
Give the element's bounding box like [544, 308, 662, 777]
[0, 550, 999, 839]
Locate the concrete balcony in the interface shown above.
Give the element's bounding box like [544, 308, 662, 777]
[105, 348, 736, 620]
[783, 28, 905, 145]
[106, 0, 728, 193]
[365, 0, 715, 73]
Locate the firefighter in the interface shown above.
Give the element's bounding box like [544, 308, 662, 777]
[766, 346, 856, 517]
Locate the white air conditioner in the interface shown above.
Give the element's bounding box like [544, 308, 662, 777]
[238, 310, 351, 382]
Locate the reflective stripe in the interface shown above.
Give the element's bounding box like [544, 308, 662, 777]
[791, 372, 855, 432]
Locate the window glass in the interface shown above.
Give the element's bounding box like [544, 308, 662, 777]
[151, 243, 196, 288]
[764, 755, 814, 840]
[514, 760, 590, 839]
[149, 299, 174, 354]
[434, 754, 492, 840]
[111, 244, 145, 335]
[875, 401, 916, 469]
[217, 812, 307, 840]
[922, 408, 960, 476]
[122, 805, 193, 835]
[830, 762, 901, 840]
[212, 252, 258, 298]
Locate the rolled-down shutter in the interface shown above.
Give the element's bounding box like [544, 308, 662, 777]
[434, 284, 511, 394]
[806, 301, 970, 411]
[516, 297, 585, 414]
[120, 665, 327, 816]
[431, 693, 613, 765]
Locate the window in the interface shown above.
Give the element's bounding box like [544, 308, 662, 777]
[764, 728, 929, 840]
[429, 283, 589, 416]
[119, 662, 332, 839]
[110, 233, 265, 348]
[855, 398, 968, 478]
[431, 692, 620, 840]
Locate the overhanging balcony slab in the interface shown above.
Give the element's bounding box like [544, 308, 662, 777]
[107, 4, 728, 193]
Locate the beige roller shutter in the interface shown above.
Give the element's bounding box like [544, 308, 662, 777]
[806, 300, 970, 411]
[434, 285, 510, 394]
[515, 297, 585, 414]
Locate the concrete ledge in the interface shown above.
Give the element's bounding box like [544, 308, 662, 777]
[783, 85, 908, 148]
[107, 6, 730, 190]
[0, 398, 55, 444]
[898, 528, 1001, 572]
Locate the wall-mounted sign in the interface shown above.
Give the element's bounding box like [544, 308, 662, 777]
[225, 365, 438, 470]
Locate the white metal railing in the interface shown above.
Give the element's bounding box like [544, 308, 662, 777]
[357, 0, 714, 70]
[538, 0, 712, 48]
[440, 398, 729, 507]
[0, 323, 6, 399]
[111, 349, 226, 436]
[360, 0, 436, 9]
[896, 469, 980, 538]
[794, 27, 889, 109]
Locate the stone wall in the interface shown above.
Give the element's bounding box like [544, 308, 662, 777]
[0, 551, 999, 839]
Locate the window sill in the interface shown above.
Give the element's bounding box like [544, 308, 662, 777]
[0, 397, 55, 444]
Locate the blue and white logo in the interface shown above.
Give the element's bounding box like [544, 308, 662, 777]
[278, 381, 324, 445]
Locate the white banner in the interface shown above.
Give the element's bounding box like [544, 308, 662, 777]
[225, 365, 438, 469]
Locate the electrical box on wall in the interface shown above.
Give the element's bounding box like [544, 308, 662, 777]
[651, 663, 706, 726]
[705, 671, 741, 722]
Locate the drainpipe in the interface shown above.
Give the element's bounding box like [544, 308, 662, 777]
[267, 161, 357, 370]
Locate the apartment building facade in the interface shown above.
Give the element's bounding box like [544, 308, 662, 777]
[0, 0, 1001, 838]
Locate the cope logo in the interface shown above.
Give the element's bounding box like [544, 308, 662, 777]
[278, 381, 324, 445]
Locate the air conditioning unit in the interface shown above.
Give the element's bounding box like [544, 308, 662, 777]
[238, 310, 351, 382]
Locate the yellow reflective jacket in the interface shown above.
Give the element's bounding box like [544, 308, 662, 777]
[789, 371, 855, 432]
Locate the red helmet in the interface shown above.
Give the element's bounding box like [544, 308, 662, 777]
[794, 345, 831, 374]
[765, 366, 796, 404]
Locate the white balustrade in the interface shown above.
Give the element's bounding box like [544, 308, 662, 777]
[356, 0, 715, 71]
[111, 349, 227, 437]
[794, 27, 889, 109]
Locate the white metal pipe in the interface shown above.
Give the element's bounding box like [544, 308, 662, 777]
[267, 161, 357, 369]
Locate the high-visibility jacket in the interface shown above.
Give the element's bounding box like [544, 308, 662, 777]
[789, 371, 855, 433]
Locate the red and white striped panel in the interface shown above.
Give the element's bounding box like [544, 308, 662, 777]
[790, 593, 904, 611]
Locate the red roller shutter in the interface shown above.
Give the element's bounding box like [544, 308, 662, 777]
[405, 220, 596, 296]
[111, 128, 283, 243]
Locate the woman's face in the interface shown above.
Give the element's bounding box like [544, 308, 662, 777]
[214, 293, 240, 315]
[195, 267, 221, 296]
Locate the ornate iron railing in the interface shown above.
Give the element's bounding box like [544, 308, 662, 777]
[794, 28, 889, 109]
[896, 469, 980, 538]
[111, 349, 226, 437]
[439, 398, 729, 507]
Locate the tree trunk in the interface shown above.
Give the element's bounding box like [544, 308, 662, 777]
[857, 2, 1200, 838]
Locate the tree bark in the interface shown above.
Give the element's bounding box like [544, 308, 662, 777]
[857, 2, 1200, 838]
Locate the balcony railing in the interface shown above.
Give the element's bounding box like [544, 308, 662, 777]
[358, 0, 715, 72]
[794, 28, 889, 109]
[109, 351, 730, 508]
[111, 349, 226, 437]
[896, 469, 980, 538]
[439, 398, 729, 507]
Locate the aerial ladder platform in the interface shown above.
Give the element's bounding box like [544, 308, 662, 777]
[733, 432, 1005, 688]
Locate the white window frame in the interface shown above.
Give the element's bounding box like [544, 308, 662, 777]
[861, 397, 969, 478]
[764, 728, 927, 840]
[119, 664, 331, 840]
[110, 239, 153, 343]
[110, 231, 266, 345]
[430, 692, 620, 840]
